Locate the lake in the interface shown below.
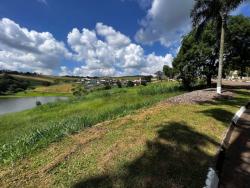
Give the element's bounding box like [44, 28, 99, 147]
[0, 96, 68, 115]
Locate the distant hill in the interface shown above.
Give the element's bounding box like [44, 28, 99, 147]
[0, 71, 78, 95]
[0, 70, 78, 85]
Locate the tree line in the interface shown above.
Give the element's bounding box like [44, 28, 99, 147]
[0, 74, 30, 94]
[163, 15, 250, 89]
[0, 70, 40, 76]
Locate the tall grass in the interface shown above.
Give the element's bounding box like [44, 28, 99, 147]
[0, 81, 182, 164]
[138, 82, 181, 95]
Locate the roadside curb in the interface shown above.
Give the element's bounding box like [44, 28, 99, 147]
[204, 102, 250, 188]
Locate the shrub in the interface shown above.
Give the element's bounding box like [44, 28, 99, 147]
[42, 81, 51, 86]
[141, 80, 147, 86]
[127, 81, 134, 87]
[116, 81, 122, 88]
[104, 83, 112, 90]
[72, 85, 88, 97]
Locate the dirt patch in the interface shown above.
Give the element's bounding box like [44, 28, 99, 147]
[165, 89, 235, 104]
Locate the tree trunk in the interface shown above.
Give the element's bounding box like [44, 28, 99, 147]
[207, 74, 212, 88]
[217, 18, 225, 94]
[240, 61, 246, 79]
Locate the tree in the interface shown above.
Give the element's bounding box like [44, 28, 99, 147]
[155, 71, 164, 81]
[72, 85, 88, 97]
[116, 80, 122, 88]
[163, 65, 174, 79]
[0, 73, 30, 94]
[226, 15, 250, 78]
[191, 0, 245, 94]
[173, 23, 218, 88]
[126, 81, 134, 87]
[141, 75, 152, 83]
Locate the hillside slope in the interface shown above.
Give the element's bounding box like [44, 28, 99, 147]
[1, 89, 249, 187]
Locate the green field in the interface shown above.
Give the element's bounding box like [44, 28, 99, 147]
[0, 83, 75, 98]
[0, 82, 182, 164]
[0, 73, 78, 98]
[0, 88, 249, 187]
[9, 74, 78, 83]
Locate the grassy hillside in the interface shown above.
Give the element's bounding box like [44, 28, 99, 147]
[34, 83, 74, 93]
[9, 74, 78, 83]
[0, 73, 77, 86]
[0, 73, 77, 97]
[0, 82, 182, 164]
[0, 89, 249, 187]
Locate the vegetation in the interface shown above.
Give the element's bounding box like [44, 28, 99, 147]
[0, 89, 249, 187]
[163, 65, 175, 79]
[34, 83, 74, 94]
[116, 80, 122, 88]
[226, 15, 250, 77]
[126, 80, 134, 87]
[0, 70, 78, 97]
[0, 74, 30, 94]
[155, 71, 164, 81]
[174, 15, 250, 89]
[0, 82, 182, 164]
[173, 23, 218, 89]
[191, 0, 246, 93]
[72, 84, 88, 97]
[141, 75, 153, 83]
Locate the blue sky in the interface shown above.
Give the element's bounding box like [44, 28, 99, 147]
[0, 0, 249, 76]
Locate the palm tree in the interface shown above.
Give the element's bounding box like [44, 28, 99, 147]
[191, 0, 245, 94]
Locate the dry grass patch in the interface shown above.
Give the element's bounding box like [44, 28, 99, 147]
[34, 83, 74, 93]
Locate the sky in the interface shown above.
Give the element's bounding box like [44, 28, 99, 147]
[0, 0, 249, 76]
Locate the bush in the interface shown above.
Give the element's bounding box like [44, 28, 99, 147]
[116, 81, 122, 88]
[141, 76, 152, 82]
[141, 80, 147, 86]
[42, 81, 51, 86]
[126, 81, 134, 87]
[72, 85, 88, 97]
[104, 83, 112, 90]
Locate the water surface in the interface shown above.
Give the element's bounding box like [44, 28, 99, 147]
[0, 96, 68, 115]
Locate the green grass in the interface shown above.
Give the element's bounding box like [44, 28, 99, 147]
[0, 81, 182, 164]
[0, 89, 249, 187]
[0, 91, 72, 98]
[0, 83, 75, 98]
[8, 74, 78, 83]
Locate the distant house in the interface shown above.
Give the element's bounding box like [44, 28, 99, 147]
[133, 79, 141, 86]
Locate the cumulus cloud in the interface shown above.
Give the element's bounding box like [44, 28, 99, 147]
[135, 0, 194, 47]
[0, 18, 173, 76]
[0, 18, 70, 74]
[67, 23, 173, 76]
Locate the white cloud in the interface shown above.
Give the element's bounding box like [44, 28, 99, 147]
[37, 0, 48, 5]
[141, 53, 173, 75]
[67, 23, 173, 76]
[96, 23, 131, 48]
[59, 66, 72, 76]
[0, 18, 70, 74]
[0, 18, 173, 77]
[135, 0, 194, 47]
